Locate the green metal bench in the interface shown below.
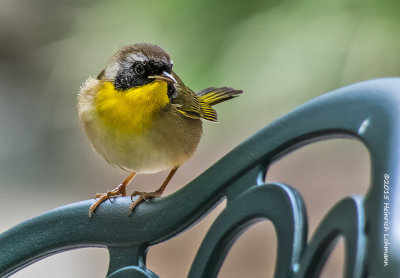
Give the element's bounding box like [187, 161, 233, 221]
[1, 78, 399, 277]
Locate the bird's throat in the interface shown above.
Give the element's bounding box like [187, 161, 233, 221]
[95, 81, 169, 134]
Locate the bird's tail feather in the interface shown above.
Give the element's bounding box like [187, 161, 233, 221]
[197, 87, 243, 106]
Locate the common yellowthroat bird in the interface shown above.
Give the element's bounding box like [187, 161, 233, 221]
[77, 43, 242, 217]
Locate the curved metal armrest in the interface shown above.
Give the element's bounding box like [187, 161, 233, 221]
[2, 78, 400, 277]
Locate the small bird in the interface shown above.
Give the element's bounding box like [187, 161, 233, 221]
[77, 43, 242, 217]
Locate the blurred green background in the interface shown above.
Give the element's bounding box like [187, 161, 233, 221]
[0, 0, 399, 277]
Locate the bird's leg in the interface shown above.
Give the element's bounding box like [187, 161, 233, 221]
[89, 172, 136, 217]
[129, 168, 178, 215]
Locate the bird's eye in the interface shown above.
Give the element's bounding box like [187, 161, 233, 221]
[134, 63, 145, 75]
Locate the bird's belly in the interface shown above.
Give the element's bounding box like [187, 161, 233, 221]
[103, 133, 180, 173]
[87, 113, 202, 173]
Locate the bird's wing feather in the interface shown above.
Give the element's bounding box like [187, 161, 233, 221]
[170, 73, 242, 122]
[170, 72, 217, 121]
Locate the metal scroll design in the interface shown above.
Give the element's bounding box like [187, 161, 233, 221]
[188, 181, 366, 278]
[1, 78, 400, 277]
[188, 182, 308, 278]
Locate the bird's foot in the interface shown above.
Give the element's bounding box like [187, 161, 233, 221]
[128, 189, 163, 215]
[89, 184, 127, 217]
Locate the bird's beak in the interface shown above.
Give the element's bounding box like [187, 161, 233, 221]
[148, 71, 176, 84]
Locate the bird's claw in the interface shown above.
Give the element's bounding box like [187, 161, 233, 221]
[128, 190, 163, 215]
[89, 184, 127, 217]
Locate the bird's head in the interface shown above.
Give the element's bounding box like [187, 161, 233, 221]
[99, 43, 176, 97]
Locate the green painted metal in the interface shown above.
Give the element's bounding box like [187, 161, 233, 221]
[1, 78, 400, 277]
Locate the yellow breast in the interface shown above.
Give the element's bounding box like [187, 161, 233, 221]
[95, 81, 169, 134]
